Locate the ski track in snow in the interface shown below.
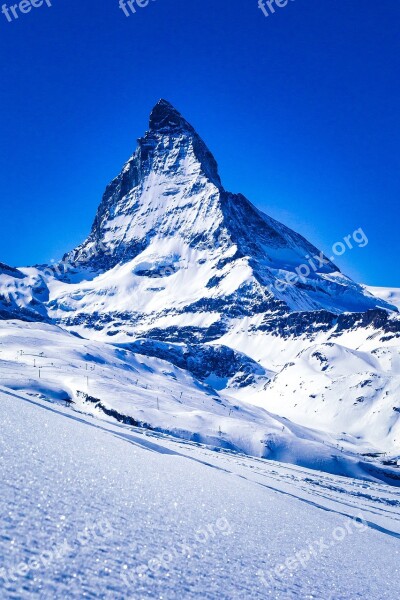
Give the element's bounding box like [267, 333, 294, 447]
[0, 386, 399, 600]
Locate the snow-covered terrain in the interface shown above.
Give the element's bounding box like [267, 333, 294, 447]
[219, 315, 400, 460]
[1, 319, 398, 485]
[45, 101, 397, 340]
[1, 98, 400, 598]
[365, 285, 400, 310]
[0, 386, 399, 599]
[0, 100, 399, 486]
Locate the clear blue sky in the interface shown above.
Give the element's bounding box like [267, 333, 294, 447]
[0, 0, 399, 286]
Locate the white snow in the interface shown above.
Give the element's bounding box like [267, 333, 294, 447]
[218, 322, 400, 459]
[364, 285, 400, 310]
[0, 319, 398, 486]
[0, 385, 399, 599]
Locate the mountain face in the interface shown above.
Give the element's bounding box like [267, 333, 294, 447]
[41, 99, 393, 343]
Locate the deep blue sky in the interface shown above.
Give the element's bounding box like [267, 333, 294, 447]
[0, 0, 399, 286]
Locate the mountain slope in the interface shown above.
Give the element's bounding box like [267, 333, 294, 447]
[1, 310, 397, 483]
[43, 99, 394, 342]
[3, 319, 398, 483]
[1, 385, 399, 599]
[364, 285, 400, 310]
[0, 263, 48, 322]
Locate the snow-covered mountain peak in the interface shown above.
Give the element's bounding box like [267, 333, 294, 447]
[144, 98, 221, 184]
[64, 100, 225, 271]
[149, 98, 195, 134]
[59, 100, 395, 325]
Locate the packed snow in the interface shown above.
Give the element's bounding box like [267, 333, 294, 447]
[0, 385, 399, 599]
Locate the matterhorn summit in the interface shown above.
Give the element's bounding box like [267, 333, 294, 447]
[41, 99, 393, 344]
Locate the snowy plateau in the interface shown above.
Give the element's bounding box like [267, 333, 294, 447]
[0, 100, 399, 599]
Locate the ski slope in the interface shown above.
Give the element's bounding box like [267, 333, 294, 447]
[0, 319, 398, 485]
[0, 386, 399, 599]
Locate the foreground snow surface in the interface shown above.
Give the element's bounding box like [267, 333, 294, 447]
[0, 387, 399, 599]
